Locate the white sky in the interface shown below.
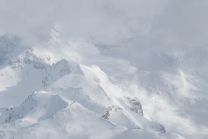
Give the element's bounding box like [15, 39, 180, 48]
[0, 0, 207, 47]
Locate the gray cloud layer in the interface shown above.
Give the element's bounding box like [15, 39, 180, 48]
[0, 0, 207, 47]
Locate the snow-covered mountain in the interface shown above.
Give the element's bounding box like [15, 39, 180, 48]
[1, 1, 208, 138]
[0, 30, 207, 139]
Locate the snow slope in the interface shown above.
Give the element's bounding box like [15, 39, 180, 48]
[0, 33, 199, 139]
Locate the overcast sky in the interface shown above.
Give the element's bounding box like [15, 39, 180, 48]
[0, 0, 208, 47]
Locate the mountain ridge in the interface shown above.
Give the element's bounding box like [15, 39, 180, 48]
[0, 32, 208, 138]
[0, 35, 185, 139]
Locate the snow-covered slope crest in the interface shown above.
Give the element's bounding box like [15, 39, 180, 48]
[0, 90, 125, 139]
[46, 64, 167, 133]
[0, 91, 67, 125]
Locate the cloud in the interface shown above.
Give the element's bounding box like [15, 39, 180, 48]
[0, 0, 167, 45]
[150, 0, 208, 45]
[0, 0, 207, 48]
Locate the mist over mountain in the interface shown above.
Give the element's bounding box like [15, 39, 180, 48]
[0, 1, 208, 139]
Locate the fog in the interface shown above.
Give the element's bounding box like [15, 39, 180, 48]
[1, 0, 207, 47]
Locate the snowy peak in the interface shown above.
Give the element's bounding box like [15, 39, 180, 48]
[0, 91, 67, 125]
[0, 40, 189, 139]
[44, 63, 167, 133]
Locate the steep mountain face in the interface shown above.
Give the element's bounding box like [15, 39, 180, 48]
[0, 33, 207, 139]
[98, 39, 208, 139]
